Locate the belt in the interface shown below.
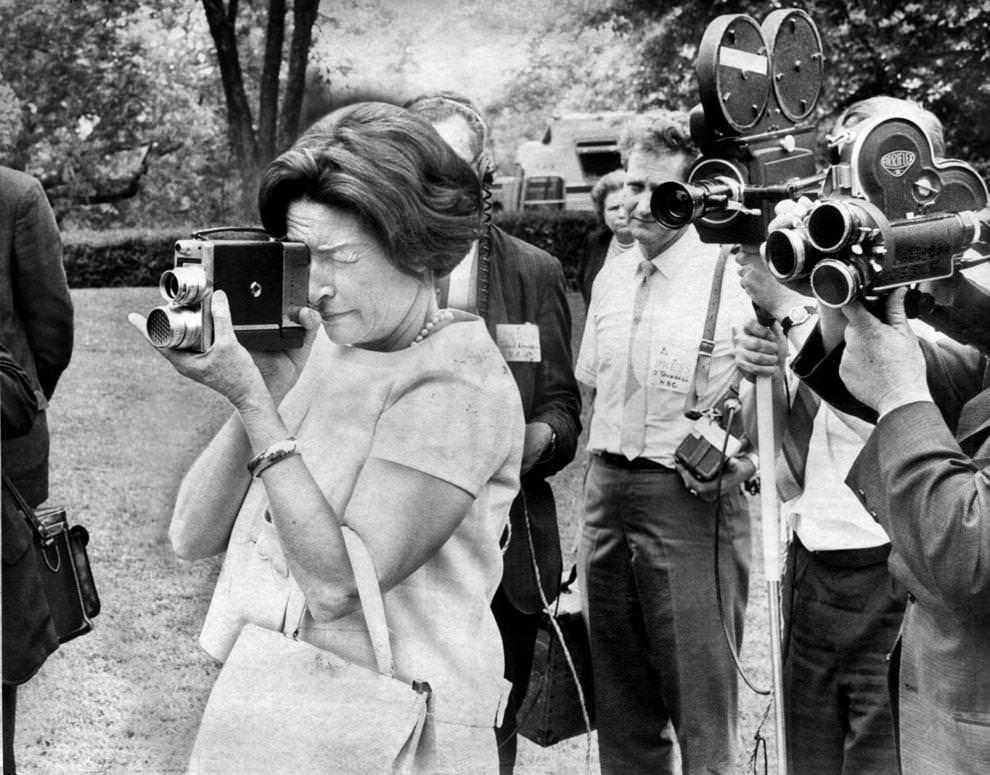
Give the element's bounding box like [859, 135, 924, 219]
[794, 535, 891, 569]
[594, 451, 675, 472]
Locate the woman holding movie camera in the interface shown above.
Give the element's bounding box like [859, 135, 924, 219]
[129, 102, 524, 773]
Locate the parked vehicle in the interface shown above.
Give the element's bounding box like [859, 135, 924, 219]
[495, 111, 635, 212]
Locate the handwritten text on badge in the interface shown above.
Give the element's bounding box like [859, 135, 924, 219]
[496, 323, 541, 362]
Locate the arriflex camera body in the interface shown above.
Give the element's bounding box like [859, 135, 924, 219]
[650, 9, 825, 244]
[764, 115, 990, 308]
[146, 228, 310, 352]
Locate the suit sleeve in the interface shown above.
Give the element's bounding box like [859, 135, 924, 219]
[793, 324, 984, 433]
[12, 178, 74, 399]
[847, 400, 990, 617]
[526, 257, 582, 480]
[1, 343, 41, 439]
[791, 323, 878, 423]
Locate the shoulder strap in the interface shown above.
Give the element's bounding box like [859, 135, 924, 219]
[2, 472, 49, 541]
[284, 526, 395, 677]
[683, 245, 733, 417]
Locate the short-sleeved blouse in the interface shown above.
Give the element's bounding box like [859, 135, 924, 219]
[198, 314, 525, 726]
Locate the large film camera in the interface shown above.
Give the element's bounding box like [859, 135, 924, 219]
[146, 228, 310, 352]
[764, 115, 990, 349]
[650, 8, 825, 244]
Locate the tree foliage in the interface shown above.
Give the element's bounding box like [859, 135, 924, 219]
[0, 0, 238, 228]
[1, 1, 157, 209]
[4, 1, 990, 230]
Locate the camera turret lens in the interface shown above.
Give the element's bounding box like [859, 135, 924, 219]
[765, 228, 817, 281]
[810, 259, 861, 308]
[160, 265, 208, 305]
[146, 306, 204, 350]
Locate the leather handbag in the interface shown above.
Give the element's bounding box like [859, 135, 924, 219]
[187, 528, 434, 775]
[2, 473, 100, 644]
[516, 566, 595, 747]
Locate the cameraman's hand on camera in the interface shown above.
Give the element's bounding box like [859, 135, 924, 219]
[676, 454, 757, 503]
[838, 287, 932, 416]
[733, 317, 786, 382]
[734, 242, 809, 319]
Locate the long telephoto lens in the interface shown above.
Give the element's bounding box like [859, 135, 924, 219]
[160, 265, 208, 305]
[810, 259, 861, 308]
[651, 181, 704, 229]
[146, 306, 204, 350]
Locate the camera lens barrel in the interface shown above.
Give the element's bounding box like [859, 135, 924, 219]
[160, 265, 208, 305]
[146, 306, 204, 350]
[765, 228, 814, 281]
[651, 181, 704, 229]
[810, 259, 861, 308]
[807, 201, 865, 254]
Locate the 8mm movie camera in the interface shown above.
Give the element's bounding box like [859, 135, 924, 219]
[650, 8, 825, 244]
[145, 228, 310, 352]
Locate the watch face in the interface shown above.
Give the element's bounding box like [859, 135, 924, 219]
[789, 306, 811, 325]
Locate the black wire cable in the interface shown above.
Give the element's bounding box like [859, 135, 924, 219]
[711, 403, 770, 696]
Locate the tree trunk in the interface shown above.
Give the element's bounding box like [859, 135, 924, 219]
[278, 0, 320, 151]
[201, 0, 261, 220]
[258, 0, 287, 162]
[201, 0, 317, 222]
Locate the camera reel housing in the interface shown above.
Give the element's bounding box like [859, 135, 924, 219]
[764, 115, 990, 308]
[650, 8, 825, 244]
[146, 228, 310, 352]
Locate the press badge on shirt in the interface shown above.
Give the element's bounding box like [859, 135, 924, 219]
[647, 344, 693, 393]
[496, 323, 541, 362]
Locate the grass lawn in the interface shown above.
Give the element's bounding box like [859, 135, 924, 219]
[14, 287, 777, 774]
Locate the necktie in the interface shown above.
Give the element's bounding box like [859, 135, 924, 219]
[776, 380, 822, 501]
[618, 259, 657, 460]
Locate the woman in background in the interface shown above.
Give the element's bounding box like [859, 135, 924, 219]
[578, 168, 634, 307]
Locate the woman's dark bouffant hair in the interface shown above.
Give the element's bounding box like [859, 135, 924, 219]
[258, 101, 483, 277]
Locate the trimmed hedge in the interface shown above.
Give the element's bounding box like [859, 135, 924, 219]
[61, 211, 600, 289]
[62, 228, 189, 288]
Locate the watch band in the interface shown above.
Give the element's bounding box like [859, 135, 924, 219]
[780, 305, 817, 335]
[247, 437, 300, 477]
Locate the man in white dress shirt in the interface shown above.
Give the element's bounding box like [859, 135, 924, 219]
[576, 111, 755, 775]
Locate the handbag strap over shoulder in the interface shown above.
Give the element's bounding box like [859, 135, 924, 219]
[284, 526, 396, 677]
[683, 245, 733, 417]
[2, 472, 53, 541]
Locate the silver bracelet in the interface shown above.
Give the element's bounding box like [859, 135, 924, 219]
[246, 437, 300, 478]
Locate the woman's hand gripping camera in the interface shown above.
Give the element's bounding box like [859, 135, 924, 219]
[128, 291, 323, 411]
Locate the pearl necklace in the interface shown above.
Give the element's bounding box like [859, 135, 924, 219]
[409, 308, 454, 347]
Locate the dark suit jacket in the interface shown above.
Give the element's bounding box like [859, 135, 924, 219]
[2, 343, 60, 685]
[795, 328, 990, 772]
[0, 166, 74, 507]
[477, 226, 582, 614]
[578, 226, 612, 308]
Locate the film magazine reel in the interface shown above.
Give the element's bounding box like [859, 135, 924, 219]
[653, 8, 825, 244]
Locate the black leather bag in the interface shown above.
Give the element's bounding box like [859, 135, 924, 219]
[516, 567, 595, 747]
[3, 474, 100, 644]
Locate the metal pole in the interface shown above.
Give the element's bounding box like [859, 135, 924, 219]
[755, 373, 788, 775]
